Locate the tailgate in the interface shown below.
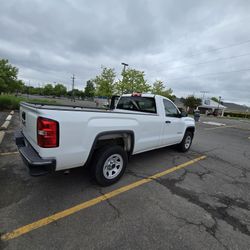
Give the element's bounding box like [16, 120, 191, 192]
[20, 103, 40, 147]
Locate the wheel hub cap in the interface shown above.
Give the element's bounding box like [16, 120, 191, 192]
[103, 154, 123, 179]
[185, 136, 192, 149]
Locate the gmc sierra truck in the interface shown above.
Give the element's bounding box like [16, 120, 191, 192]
[15, 93, 195, 186]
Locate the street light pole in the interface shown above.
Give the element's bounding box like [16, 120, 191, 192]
[217, 96, 222, 116]
[217, 96, 221, 109]
[121, 62, 128, 94]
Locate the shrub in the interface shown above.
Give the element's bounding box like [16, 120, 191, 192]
[0, 95, 57, 110]
[224, 111, 250, 119]
[0, 95, 25, 110]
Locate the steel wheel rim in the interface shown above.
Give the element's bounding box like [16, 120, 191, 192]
[184, 135, 192, 149]
[103, 154, 123, 179]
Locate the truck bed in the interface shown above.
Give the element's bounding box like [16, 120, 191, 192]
[21, 102, 158, 115]
[22, 102, 111, 112]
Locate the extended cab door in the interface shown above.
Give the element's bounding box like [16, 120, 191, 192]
[161, 98, 186, 146]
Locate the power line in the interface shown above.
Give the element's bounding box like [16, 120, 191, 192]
[167, 67, 250, 81]
[164, 52, 250, 71]
[200, 91, 209, 99]
[151, 39, 250, 66]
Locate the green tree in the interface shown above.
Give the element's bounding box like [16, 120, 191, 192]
[115, 68, 150, 94]
[43, 84, 54, 96]
[67, 90, 73, 97]
[84, 80, 95, 97]
[67, 89, 84, 99]
[151, 80, 174, 99]
[183, 95, 202, 112]
[22, 85, 40, 95]
[28, 86, 35, 95]
[93, 67, 116, 97]
[54, 83, 67, 97]
[211, 97, 219, 103]
[36, 87, 43, 95]
[10, 79, 24, 93]
[0, 59, 23, 93]
[73, 89, 84, 99]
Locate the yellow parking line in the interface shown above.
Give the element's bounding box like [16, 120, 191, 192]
[1, 155, 206, 241]
[0, 151, 19, 156]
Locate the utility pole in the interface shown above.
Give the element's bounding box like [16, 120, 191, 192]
[200, 90, 209, 100]
[27, 80, 30, 99]
[200, 90, 209, 105]
[217, 96, 221, 109]
[217, 96, 223, 116]
[71, 74, 75, 102]
[121, 62, 128, 94]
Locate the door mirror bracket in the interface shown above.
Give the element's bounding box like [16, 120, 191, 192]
[177, 111, 187, 118]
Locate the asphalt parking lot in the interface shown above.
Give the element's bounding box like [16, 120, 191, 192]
[0, 113, 250, 250]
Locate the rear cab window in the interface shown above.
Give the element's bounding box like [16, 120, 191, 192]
[116, 96, 157, 114]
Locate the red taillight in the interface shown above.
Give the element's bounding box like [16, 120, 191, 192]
[37, 117, 59, 148]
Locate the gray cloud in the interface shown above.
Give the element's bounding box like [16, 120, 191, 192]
[0, 0, 250, 105]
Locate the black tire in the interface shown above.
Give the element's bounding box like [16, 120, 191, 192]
[177, 131, 193, 152]
[91, 145, 128, 186]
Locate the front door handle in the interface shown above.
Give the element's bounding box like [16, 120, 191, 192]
[165, 120, 171, 124]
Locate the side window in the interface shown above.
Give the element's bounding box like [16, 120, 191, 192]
[163, 99, 179, 117]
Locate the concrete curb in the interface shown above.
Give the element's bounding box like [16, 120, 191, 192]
[0, 121, 10, 130]
[6, 115, 12, 121]
[0, 131, 5, 144]
[0, 110, 14, 135]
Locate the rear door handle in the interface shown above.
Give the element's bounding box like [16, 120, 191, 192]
[165, 120, 171, 124]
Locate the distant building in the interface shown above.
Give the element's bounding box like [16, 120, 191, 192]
[198, 98, 226, 116]
[222, 102, 249, 113]
[174, 96, 249, 116]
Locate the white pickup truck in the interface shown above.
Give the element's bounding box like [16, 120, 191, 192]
[15, 93, 195, 186]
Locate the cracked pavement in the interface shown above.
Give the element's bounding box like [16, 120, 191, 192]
[0, 115, 250, 250]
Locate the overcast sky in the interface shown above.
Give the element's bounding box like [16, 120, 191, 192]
[1, 0, 250, 105]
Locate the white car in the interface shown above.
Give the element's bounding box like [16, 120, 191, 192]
[15, 93, 195, 186]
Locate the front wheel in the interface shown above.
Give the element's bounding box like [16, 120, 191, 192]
[91, 145, 128, 186]
[177, 131, 193, 152]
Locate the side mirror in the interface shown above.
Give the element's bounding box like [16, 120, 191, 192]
[178, 111, 187, 117]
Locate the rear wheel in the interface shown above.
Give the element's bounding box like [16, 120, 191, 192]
[91, 145, 128, 186]
[177, 131, 193, 152]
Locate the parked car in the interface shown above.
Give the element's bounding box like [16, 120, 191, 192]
[207, 110, 219, 116]
[15, 93, 195, 186]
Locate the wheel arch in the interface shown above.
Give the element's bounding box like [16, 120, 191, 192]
[185, 126, 195, 137]
[84, 130, 135, 167]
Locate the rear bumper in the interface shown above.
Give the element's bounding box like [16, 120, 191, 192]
[15, 130, 56, 176]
